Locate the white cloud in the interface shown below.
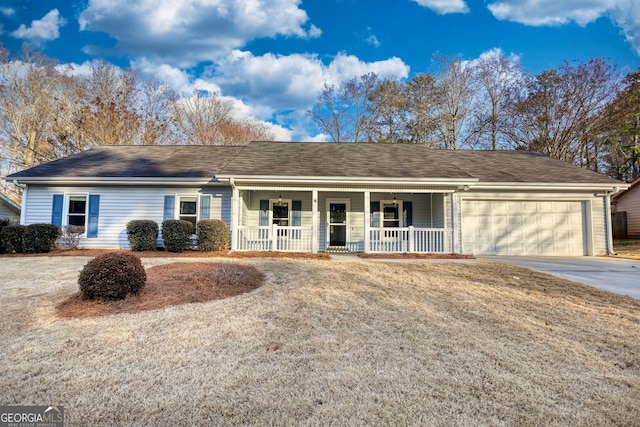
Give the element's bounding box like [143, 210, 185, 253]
[487, 0, 612, 26]
[411, 0, 469, 14]
[365, 27, 381, 48]
[11, 9, 66, 45]
[78, 0, 318, 67]
[134, 52, 409, 141]
[486, 0, 640, 55]
[611, 0, 640, 55]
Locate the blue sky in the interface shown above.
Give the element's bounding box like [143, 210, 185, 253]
[1, 0, 639, 140]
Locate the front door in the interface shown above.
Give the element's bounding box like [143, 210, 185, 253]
[328, 201, 348, 247]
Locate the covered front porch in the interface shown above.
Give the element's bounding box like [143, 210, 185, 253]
[230, 185, 458, 254]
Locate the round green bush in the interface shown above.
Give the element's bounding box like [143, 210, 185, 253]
[0, 225, 26, 253]
[78, 252, 147, 301]
[126, 220, 159, 251]
[24, 223, 60, 253]
[162, 220, 194, 253]
[197, 219, 229, 251]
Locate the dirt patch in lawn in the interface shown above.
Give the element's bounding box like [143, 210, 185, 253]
[56, 262, 264, 318]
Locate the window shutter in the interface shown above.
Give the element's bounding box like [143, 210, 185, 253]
[164, 195, 175, 221]
[403, 201, 413, 227]
[87, 195, 100, 238]
[292, 200, 302, 226]
[199, 195, 210, 220]
[370, 201, 380, 227]
[51, 194, 64, 226]
[259, 200, 269, 226]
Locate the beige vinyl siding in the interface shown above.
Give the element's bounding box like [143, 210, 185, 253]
[615, 188, 640, 238]
[23, 185, 231, 249]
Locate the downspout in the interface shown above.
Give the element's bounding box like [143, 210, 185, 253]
[13, 180, 27, 225]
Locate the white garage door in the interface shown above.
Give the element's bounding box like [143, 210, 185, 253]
[462, 200, 585, 256]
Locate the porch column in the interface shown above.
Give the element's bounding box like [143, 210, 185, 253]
[450, 192, 459, 254]
[312, 190, 318, 253]
[364, 190, 370, 253]
[231, 181, 239, 251]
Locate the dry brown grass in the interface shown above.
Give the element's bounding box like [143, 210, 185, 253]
[56, 262, 264, 318]
[0, 248, 331, 260]
[615, 239, 640, 259]
[1, 256, 639, 426]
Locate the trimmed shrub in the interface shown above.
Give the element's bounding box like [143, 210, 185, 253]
[24, 223, 60, 253]
[126, 220, 159, 251]
[162, 220, 194, 253]
[57, 225, 85, 250]
[0, 225, 26, 253]
[78, 252, 146, 301]
[197, 219, 229, 252]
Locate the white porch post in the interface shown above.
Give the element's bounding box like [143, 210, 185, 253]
[231, 180, 239, 251]
[312, 190, 318, 253]
[451, 192, 458, 254]
[364, 190, 370, 253]
[605, 193, 615, 255]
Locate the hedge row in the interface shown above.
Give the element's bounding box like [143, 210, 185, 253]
[0, 223, 60, 254]
[126, 219, 228, 253]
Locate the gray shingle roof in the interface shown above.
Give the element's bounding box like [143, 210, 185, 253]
[8, 146, 244, 179]
[7, 141, 621, 185]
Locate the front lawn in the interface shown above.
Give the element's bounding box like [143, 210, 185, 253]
[1, 256, 638, 425]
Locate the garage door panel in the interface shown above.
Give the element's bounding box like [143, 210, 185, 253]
[462, 200, 585, 256]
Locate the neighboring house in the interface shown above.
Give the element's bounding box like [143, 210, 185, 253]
[0, 193, 20, 222]
[4, 141, 628, 256]
[612, 177, 640, 238]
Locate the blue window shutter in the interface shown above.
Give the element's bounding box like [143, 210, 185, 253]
[370, 201, 380, 227]
[292, 200, 302, 226]
[51, 194, 64, 226]
[164, 195, 175, 221]
[87, 195, 100, 238]
[200, 195, 210, 220]
[403, 201, 413, 227]
[259, 200, 269, 226]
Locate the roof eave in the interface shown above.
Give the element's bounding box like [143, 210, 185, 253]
[473, 182, 628, 192]
[5, 176, 223, 186]
[220, 175, 479, 186]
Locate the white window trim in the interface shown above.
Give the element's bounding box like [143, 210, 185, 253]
[63, 193, 89, 235]
[175, 194, 200, 224]
[269, 198, 292, 226]
[326, 198, 351, 248]
[380, 199, 404, 228]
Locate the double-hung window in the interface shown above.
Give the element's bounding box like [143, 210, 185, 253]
[67, 195, 87, 226]
[179, 196, 198, 226]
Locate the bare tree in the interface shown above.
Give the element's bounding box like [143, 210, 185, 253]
[507, 59, 619, 169]
[173, 92, 273, 145]
[600, 68, 640, 181]
[79, 60, 141, 146]
[432, 54, 478, 149]
[309, 73, 380, 142]
[472, 51, 522, 150]
[405, 73, 439, 146]
[366, 79, 410, 142]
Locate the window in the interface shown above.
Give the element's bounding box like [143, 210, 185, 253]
[68, 195, 87, 226]
[381, 200, 403, 228]
[179, 196, 198, 226]
[272, 201, 290, 226]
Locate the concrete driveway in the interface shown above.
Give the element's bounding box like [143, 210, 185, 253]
[482, 256, 640, 300]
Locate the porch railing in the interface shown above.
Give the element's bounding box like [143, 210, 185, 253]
[237, 225, 313, 252]
[369, 227, 451, 254]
